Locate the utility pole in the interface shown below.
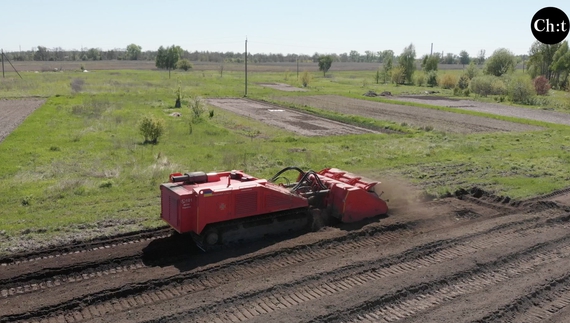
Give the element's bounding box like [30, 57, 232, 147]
[430, 43, 433, 56]
[244, 38, 248, 97]
[2, 49, 5, 78]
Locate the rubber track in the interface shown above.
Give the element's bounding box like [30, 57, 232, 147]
[309, 235, 570, 323]
[472, 272, 570, 323]
[0, 222, 411, 323]
[0, 227, 172, 266]
[145, 218, 570, 323]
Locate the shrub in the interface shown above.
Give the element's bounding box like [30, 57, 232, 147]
[469, 75, 507, 96]
[391, 66, 405, 84]
[453, 87, 461, 96]
[176, 59, 193, 71]
[533, 76, 551, 95]
[414, 72, 425, 86]
[189, 96, 205, 122]
[508, 75, 535, 104]
[301, 70, 312, 87]
[70, 78, 85, 93]
[457, 74, 470, 90]
[440, 74, 457, 89]
[426, 71, 438, 87]
[139, 116, 165, 144]
[465, 62, 479, 79]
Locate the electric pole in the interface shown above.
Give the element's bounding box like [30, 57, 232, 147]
[244, 38, 248, 97]
[2, 49, 5, 78]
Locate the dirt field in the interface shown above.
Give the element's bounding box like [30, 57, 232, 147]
[2, 187, 570, 323]
[275, 95, 542, 134]
[0, 99, 45, 143]
[394, 95, 570, 126]
[257, 83, 307, 92]
[206, 98, 381, 136]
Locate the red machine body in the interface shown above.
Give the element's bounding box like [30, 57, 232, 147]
[160, 167, 388, 238]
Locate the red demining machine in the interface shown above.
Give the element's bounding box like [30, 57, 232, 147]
[160, 167, 389, 249]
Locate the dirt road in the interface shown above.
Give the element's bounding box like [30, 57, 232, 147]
[276, 95, 542, 134]
[2, 188, 570, 323]
[0, 99, 45, 143]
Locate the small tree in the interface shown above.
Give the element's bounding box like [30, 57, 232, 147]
[457, 74, 470, 90]
[391, 66, 405, 84]
[484, 48, 515, 77]
[156, 45, 183, 78]
[421, 54, 439, 72]
[177, 59, 193, 71]
[318, 55, 333, 76]
[465, 61, 479, 79]
[399, 44, 416, 84]
[382, 56, 393, 83]
[533, 76, 551, 95]
[301, 70, 312, 87]
[459, 50, 470, 67]
[508, 75, 535, 103]
[440, 74, 457, 89]
[139, 116, 165, 144]
[375, 68, 381, 84]
[126, 44, 142, 60]
[426, 71, 438, 87]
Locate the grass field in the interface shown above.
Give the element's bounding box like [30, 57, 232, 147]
[1, 64, 569, 253]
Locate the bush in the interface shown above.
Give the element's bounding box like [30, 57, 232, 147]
[139, 116, 165, 144]
[301, 71, 312, 87]
[176, 59, 193, 71]
[189, 96, 205, 122]
[533, 76, 551, 95]
[465, 62, 479, 79]
[414, 72, 425, 86]
[457, 74, 470, 90]
[426, 71, 438, 87]
[391, 66, 405, 84]
[469, 75, 507, 96]
[508, 75, 535, 104]
[440, 74, 457, 89]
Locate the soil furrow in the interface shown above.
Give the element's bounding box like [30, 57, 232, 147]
[132, 217, 570, 323]
[309, 235, 570, 323]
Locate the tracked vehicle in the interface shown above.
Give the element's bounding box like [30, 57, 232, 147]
[160, 167, 388, 248]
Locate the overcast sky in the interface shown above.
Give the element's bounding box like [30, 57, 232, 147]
[2, 0, 568, 57]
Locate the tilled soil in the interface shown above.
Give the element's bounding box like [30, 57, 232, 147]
[394, 95, 570, 126]
[275, 95, 542, 134]
[0, 99, 45, 143]
[2, 189, 570, 323]
[206, 98, 381, 136]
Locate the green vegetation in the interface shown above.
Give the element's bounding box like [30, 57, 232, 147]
[318, 55, 333, 76]
[1, 66, 570, 254]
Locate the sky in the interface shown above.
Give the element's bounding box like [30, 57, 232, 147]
[1, 0, 568, 58]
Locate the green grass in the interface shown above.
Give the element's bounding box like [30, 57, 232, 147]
[1, 68, 570, 254]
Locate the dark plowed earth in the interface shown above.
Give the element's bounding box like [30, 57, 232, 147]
[1, 192, 570, 323]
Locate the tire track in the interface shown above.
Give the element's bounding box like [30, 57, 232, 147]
[472, 272, 570, 323]
[311, 235, 570, 323]
[0, 223, 411, 323]
[0, 227, 172, 267]
[133, 217, 570, 322]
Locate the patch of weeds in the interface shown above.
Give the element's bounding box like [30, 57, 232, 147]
[49, 146, 61, 151]
[99, 180, 113, 189]
[21, 195, 33, 206]
[343, 156, 362, 165]
[70, 78, 85, 93]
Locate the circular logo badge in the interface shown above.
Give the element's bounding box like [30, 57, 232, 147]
[531, 7, 569, 44]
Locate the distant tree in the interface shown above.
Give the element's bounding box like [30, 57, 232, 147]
[443, 53, 456, 64]
[156, 45, 183, 78]
[349, 50, 360, 62]
[459, 50, 470, 67]
[382, 55, 393, 83]
[86, 48, 101, 60]
[318, 55, 333, 76]
[33, 46, 49, 61]
[484, 48, 515, 76]
[527, 41, 561, 80]
[398, 43, 416, 84]
[177, 58, 193, 71]
[126, 44, 142, 60]
[550, 41, 570, 89]
[421, 54, 439, 72]
[477, 49, 486, 65]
